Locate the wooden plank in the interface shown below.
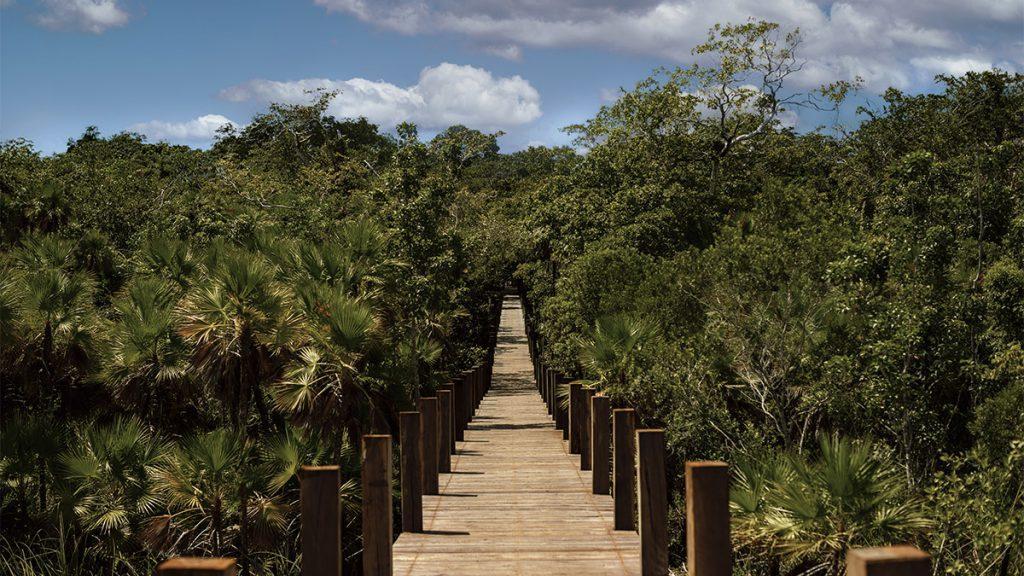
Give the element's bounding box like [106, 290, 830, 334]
[438, 390, 453, 472]
[157, 558, 236, 576]
[400, 411, 424, 533]
[637, 429, 668, 576]
[685, 461, 731, 576]
[392, 296, 640, 576]
[419, 398, 440, 495]
[847, 546, 931, 576]
[613, 409, 637, 531]
[591, 395, 611, 495]
[362, 435, 392, 576]
[299, 465, 341, 576]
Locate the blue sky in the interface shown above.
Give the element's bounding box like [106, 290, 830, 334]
[2, 0, 1021, 155]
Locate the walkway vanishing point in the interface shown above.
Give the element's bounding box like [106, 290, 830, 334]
[392, 296, 642, 575]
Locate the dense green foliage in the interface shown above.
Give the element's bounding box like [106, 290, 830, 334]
[2, 21, 1022, 576]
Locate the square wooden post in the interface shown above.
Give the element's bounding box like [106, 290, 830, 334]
[399, 411, 423, 532]
[545, 369, 554, 414]
[847, 546, 931, 576]
[637, 429, 668, 576]
[591, 395, 611, 495]
[438, 390, 453, 472]
[362, 435, 392, 576]
[418, 397, 439, 495]
[685, 462, 731, 576]
[613, 409, 636, 530]
[453, 378, 467, 442]
[580, 388, 595, 471]
[569, 382, 584, 454]
[299, 465, 341, 576]
[557, 376, 569, 440]
[464, 370, 475, 422]
[156, 558, 236, 575]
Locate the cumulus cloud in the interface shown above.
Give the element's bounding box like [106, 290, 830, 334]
[130, 114, 239, 142]
[220, 62, 542, 131]
[30, 0, 130, 33]
[313, 1, 1022, 90]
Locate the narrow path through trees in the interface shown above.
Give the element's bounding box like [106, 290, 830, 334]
[392, 296, 641, 575]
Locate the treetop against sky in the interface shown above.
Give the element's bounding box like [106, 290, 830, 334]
[2, 0, 1021, 153]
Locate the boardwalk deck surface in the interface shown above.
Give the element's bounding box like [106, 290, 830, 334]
[392, 297, 641, 576]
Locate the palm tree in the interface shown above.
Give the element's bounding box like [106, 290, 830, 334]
[275, 285, 377, 450]
[155, 429, 246, 557]
[1, 414, 63, 520]
[577, 314, 657, 392]
[102, 278, 191, 429]
[731, 436, 931, 576]
[178, 250, 298, 436]
[12, 235, 98, 416]
[58, 417, 167, 576]
[137, 235, 198, 291]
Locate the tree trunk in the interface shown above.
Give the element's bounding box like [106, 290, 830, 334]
[239, 485, 250, 576]
[37, 454, 47, 512]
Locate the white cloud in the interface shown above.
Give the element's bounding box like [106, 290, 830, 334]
[130, 114, 239, 142]
[32, 0, 130, 33]
[910, 56, 996, 77]
[313, 1, 1021, 91]
[482, 44, 523, 61]
[221, 62, 542, 131]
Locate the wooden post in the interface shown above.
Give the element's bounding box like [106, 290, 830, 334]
[545, 369, 553, 414]
[453, 378, 467, 442]
[557, 376, 569, 440]
[591, 395, 611, 495]
[685, 462, 731, 576]
[613, 409, 637, 530]
[362, 435, 392, 576]
[418, 397, 439, 495]
[580, 388, 595, 471]
[438, 390, 453, 472]
[476, 365, 484, 407]
[299, 466, 341, 576]
[156, 558, 236, 576]
[637, 429, 668, 576]
[464, 371, 475, 422]
[847, 546, 931, 576]
[399, 411, 423, 532]
[569, 382, 583, 454]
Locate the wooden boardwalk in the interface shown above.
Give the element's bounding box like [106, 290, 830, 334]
[392, 296, 641, 575]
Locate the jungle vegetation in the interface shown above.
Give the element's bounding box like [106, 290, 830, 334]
[1, 21, 1021, 576]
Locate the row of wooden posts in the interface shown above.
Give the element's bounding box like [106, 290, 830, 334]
[521, 292, 932, 576]
[156, 302, 503, 576]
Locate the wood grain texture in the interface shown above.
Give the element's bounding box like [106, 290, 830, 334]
[392, 296, 641, 576]
[580, 388, 595, 471]
[637, 430, 668, 576]
[400, 411, 424, 533]
[419, 398, 440, 495]
[299, 466, 341, 576]
[613, 409, 637, 531]
[362, 435, 392, 576]
[569, 382, 584, 455]
[156, 558, 236, 576]
[847, 546, 931, 576]
[685, 461, 731, 576]
[454, 378, 467, 442]
[591, 395, 611, 495]
[437, 390, 453, 473]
